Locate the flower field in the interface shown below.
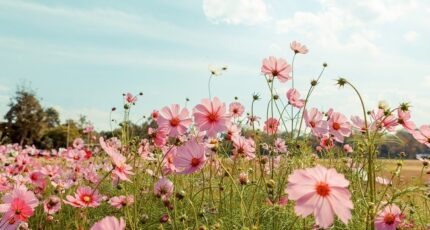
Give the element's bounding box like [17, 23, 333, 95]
[0, 41, 429, 230]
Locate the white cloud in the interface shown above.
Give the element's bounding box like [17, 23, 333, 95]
[0, 84, 9, 92]
[403, 31, 419, 43]
[203, 0, 269, 25]
[425, 76, 430, 87]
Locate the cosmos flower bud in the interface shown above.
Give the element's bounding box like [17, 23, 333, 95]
[336, 78, 347, 87]
[311, 79, 318, 86]
[399, 102, 411, 111]
[323, 62, 328, 67]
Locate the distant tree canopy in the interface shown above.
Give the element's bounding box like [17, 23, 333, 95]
[4, 87, 45, 145]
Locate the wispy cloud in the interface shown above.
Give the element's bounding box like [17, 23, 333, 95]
[203, 0, 269, 25]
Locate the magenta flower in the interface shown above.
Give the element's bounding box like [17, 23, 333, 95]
[264, 118, 279, 135]
[229, 102, 245, 118]
[304, 108, 328, 137]
[261, 56, 292, 83]
[412, 125, 430, 148]
[193, 97, 230, 137]
[157, 104, 192, 137]
[285, 165, 353, 228]
[287, 88, 305, 108]
[154, 178, 174, 200]
[91, 216, 126, 230]
[64, 186, 103, 208]
[328, 112, 351, 143]
[173, 139, 206, 174]
[374, 204, 402, 230]
[290, 41, 309, 54]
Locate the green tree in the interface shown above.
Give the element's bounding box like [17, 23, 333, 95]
[4, 86, 45, 145]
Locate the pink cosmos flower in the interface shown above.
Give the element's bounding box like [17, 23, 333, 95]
[412, 125, 430, 148]
[264, 118, 279, 135]
[320, 136, 335, 150]
[64, 186, 103, 208]
[0, 186, 38, 226]
[232, 136, 256, 159]
[108, 195, 134, 209]
[229, 102, 245, 118]
[371, 109, 398, 132]
[91, 216, 126, 230]
[397, 109, 415, 132]
[225, 123, 241, 141]
[374, 204, 402, 230]
[83, 125, 94, 134]
[73, 138, 84, 149]
[261, 56, 292, 83]
[246, 115, 261, 126]
[40, 165, 61, 180]
[285, 165, 353, 228]
[173, 139, 206, 174]
[328, 112, 351, 143]
[351, 116, 368, 133]
[343, 144, 353, 153]
[43, 196, 61, 215]
[193, 97, 230, 137]
[124, 93, 137, 104]
[110, 153, 134, 182]
[376, 177, 392, 186]
[151, 110, 159, 121]
[304, 108, 328, 137]
[274, 138, 287, 153]
[290, 41, 309, 54]
[29, 171, 46, 189]
[162, 147, 177, 175]
[157, 104, 192, 137]
[154, 178, 174, 200]
[287, 88, 305, 108]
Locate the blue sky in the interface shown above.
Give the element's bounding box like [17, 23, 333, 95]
[0, 0, 429, 130]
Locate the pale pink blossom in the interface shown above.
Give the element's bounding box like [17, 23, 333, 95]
[173, 139, 206, 174]
[91, 216, 126, 230]
[154, 178, 174, 200]
[397, 109, 415, 131]
[64, 186, 103, 208]
[290, 41, 309, 54]
[72, 138, 84, 149]
[108, 195, 134, 209]
[157, 104, 192, 137]
[274, 138, 287, 153]
[229, 102, 245, 118]
[264, 118, 279, 135]
[225, 123, 241, 141]
[43, 196, 61, 215]
[261, 56, 292, 83]
[304, 108, 328, 137]
[287, 88, 305, 108]
[412, 125, 430, 148]
[343, 144, 353, 153]
[328, 112, 351, 143]
[193, 97, 230, 137]
[232, 136, 256, 159]
[374, 204, 402, 230]
[285, 165, 353, 228]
